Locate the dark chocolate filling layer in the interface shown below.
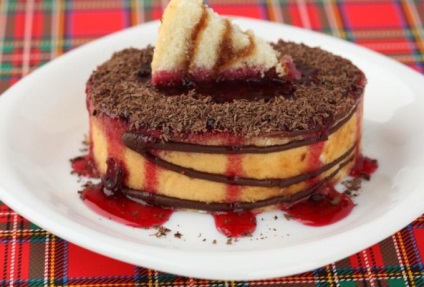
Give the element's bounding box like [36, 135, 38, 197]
[123, 127, 356, 187]
[123, 155, 353, 212]
[122, 101, 357, 155]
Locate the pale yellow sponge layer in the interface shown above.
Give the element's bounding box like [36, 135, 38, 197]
[151, 0, 287, 84]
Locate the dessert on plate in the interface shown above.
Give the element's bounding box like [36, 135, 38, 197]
[83, 0, 367, 215]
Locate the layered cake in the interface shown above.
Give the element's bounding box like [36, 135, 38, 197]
[85, 0, 366, 213]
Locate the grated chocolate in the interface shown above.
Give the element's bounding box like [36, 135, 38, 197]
[87, 41, 365, 139]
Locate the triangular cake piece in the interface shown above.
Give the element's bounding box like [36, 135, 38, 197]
[151, 0, 295, 86]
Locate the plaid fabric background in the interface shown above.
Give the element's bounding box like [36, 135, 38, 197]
[0, 0, 423, 286]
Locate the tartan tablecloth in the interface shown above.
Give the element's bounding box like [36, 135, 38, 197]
[1, 0, 424, 286]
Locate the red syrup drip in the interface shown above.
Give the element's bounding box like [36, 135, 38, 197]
[308, 141, 325, 169]
[282, 184, 354, 226]
[80, 158, 172, 228]
[98, 114, 128, 160]
[70, 155, 99, 178]
[225, 154, 243, 202]
[81, 184, 173, 228]
[144, 158, 158, 192]
[212, 211, 257, 237]
[349, 154, 378, 178]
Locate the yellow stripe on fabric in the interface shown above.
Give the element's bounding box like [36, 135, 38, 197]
[330, 0, 346, 39]
[395, 232, 417, 287]
[262, 0, 283, 23]
[324, 0, 346, 39]
[57, 0, 65, 56]
[325, 264, 337, 287]
[49, 235, 56, 287]
[401, 0, 424, 55]
[353, 29, 416, 38]
[0, 230, 48, 236]
[130, 0, 138, 26]
[148, 267, 154, 287]
[392, 233, 412, 286]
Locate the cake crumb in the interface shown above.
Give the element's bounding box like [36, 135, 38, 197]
[212, 239, 217, 244]
[174, 231, 183, 239]
[226, 237, 233, 245]
[82, 135, 89, 146]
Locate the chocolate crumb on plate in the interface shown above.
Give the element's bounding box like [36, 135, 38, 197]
[284, 214, 293, 221]
[342, 177, 363, 197]
[152, 226, 171, 238]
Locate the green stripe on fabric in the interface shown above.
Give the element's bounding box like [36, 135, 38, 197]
[388, 278, 407, 287]
[339, 281, 357, 287]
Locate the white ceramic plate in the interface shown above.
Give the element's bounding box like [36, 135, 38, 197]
[0, 18, 424, 281]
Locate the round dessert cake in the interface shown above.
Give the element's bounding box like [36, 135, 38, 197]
[86, 40, 366, 212]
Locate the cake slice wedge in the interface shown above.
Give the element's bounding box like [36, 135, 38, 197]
[151, 0, 295, 85]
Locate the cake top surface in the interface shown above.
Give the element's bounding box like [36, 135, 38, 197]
[88, 41, 365, 139]
[151, 0, 292, 85]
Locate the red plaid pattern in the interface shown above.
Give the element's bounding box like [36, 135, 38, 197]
[0, 0, 423, 286]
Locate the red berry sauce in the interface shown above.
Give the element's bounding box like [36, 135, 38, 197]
[81, 183, 172, 228]
[282, 185, 354, 226]
[80, 158, 172, 228]
[212, 211, 257, 237]
[70, 155, 99, 178]
[350, 154, 379, 179]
